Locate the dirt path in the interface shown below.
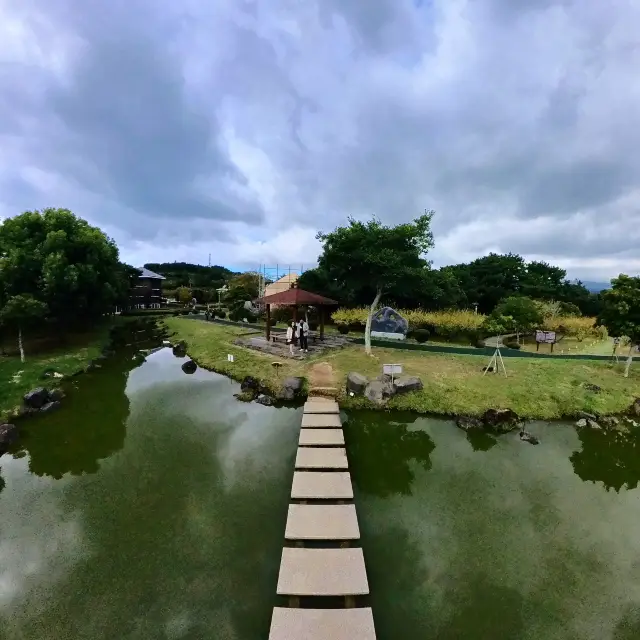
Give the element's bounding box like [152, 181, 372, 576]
[307, 362, 336, 393]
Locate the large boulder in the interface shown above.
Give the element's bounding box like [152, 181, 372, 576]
[172, 341, 187, 358]
[181, 360, 197, 374]
[482, 408, 521, 433]
[0, 423, 19, 455]
[371, 307, 409, 335]
[456, 415, 483, 431]
[394, 376, 423, 394]
[364, 379, 395, 406]
[346, 372, 368, 395]
[23, 387, 50, 409]
[278, 377, 305, 401]
[240, 376, 261, 393]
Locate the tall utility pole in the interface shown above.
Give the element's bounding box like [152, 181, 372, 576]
[208, 253, 211, 268]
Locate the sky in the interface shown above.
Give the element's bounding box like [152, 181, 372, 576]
[1, 0, 639, 282]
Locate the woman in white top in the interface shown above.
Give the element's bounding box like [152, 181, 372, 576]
[285, 321, 297, 355]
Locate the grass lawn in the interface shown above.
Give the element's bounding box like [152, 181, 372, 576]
[519, 335, 616, 357]
[165, 318, 640, 420]
[0, 321, 116, 422]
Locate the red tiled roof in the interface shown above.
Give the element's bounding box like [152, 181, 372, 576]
[255, 287, 338, 306]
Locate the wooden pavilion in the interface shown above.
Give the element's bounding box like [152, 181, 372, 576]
[254, 285, 339, 342]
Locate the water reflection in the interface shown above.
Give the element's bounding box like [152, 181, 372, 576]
[570, 425, 640, 492]
[15, 359, 134, 479]
[1, 348, 300, 640]
[343, 411, 435, 497]
[464, 429, 498, 452]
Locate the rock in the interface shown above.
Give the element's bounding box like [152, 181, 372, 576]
[346, 372, 369, 395]
[394, 376, 423, 394]
[39, 368, 61, 380]
[240, 376, 261, 393]
[40, 401, 61, 414]
[371, 306, 409, 336]
[85, 361, 102, 372]
[233, 391, 255, 403]
[255, 394, 274, 406]
[19, 406, 39, 418]
[575, 418, 588, 428]
[172, 341, 187, 357]
[364, 379, 395, 405]
[577, 411, 597, 421]
[23, 387, 50, 409]
[456, 415, 483, 431]
[519, 430, 539, 445]
[482, 366, 494, 373]
[482, 408, 521, 433]
[163, 340, 172, 347]
[48, 389, 65, 402]
[181, 359, 197, 374]
[630, 398, 640, 417]
[282, 377, 304, 395]
[584, 383, 602, 393]
[587, 419, 602, 430]
[0, 424, 19, 455]
[600, 416, 620, 428]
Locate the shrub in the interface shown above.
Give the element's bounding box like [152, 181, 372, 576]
[181, 310, 190, 316]
[217, 310, 226, 319]
[503, 339, 521, 350]
[412, 329, 430, 343]
[337, 325, 349, 335]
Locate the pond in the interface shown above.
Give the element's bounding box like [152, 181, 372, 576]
[344, 411, 640, 640]
[0, 348, 301, 639]
[2, 347, 640, 639]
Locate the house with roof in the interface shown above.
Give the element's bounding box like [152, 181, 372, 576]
[263, 273, 298, 304]
[131, 267, 166, 309]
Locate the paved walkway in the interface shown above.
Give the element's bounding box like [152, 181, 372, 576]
[268, 396, 376, 640]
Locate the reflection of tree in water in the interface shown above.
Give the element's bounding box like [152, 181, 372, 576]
[16, 361, 133, 479]
[465, 429, 498, 452]
[570, 425, 640, 492]
[344, 411, 435, 497]
[9, 396, 292, 640]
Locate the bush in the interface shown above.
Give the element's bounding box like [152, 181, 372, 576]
[217, 310, 226, 319]
[337, 325, 349, 335]
[412, 329, 430, 343]
[181, 310, 190, 316]
[503, 339, 521, 350]
[476, 339, 487, 349]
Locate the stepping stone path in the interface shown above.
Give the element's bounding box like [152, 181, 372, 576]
[268, 394, 376, 640]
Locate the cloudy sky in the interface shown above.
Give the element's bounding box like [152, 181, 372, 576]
[1, 0, 639, 280]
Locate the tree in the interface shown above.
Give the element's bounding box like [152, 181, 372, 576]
[486, 296, 543, 342]
[520, 261, 567, 300]
[0, 294, 48, 362]
[227, 272, 261, 299]
[315, 212, 435, 354]
[597, 275, 640, 377]
[0, 208, 129, 327]
[176, 286, 192, 305]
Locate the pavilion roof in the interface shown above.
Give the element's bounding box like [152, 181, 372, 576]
[255, 287, 338, 306]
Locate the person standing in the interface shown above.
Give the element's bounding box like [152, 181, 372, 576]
[286, 321, 297, 356]
[298, 318, 309, 352]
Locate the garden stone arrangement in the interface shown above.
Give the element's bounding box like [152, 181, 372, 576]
[346, 371, 423, 405]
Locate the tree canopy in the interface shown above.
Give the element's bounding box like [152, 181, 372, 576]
[0, 208, 129, 326]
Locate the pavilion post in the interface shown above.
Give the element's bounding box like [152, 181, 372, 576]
[266, 304, 271, 342]
[319, 307, 325, 341]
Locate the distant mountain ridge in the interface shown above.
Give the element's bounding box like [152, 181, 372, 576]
[580, 281, 610, 293]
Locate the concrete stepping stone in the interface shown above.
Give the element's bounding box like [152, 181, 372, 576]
[295, 447, 348, 470]
[291, 472, 353, 500]
[299, 428, 344, 446]
[303, 399, 339, 414]
[301, 413, 342, 428]
[285, 504, 360, 540]
[269, 607, 376, 640]
[276, 548, 369, 596]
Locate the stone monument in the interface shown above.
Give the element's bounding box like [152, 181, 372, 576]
[371, 306, 409, 340]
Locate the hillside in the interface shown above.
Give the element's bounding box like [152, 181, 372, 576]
[144, 262, 237, 292]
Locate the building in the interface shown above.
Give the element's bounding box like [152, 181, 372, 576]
[263, 273, 298, 304]
[131, 267, 166, 309]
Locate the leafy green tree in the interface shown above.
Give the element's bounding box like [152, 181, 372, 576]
[597, 274, 640, 377]
[0, 208, 127, 326]
[485, 296, 543, 342]
[315, 212, 435, 354]
[520, 261, 567, 300]
[0, 294, 48, 362]
[176, 286, 192, 305]
[228, 272, 261, 299]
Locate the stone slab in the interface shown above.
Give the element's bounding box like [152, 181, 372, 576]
[295, 447, 348, 470]
[285, 504, 360, 540]
[276, 547, 369, 596]
[291, 472, 353, 500]
[299, 429, 344, 446]
[301, 413, 342, 428]
[371, 331, 405, 340]
[269, 607, 376, 640]
[303, 399, 340, 414]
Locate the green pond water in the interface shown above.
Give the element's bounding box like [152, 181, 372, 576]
[1, 347, 640, 639]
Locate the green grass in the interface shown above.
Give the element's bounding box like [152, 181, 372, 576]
[0, 321, 116, 421]
[166, 318, 640, 420]
[519, 335, 616, 356]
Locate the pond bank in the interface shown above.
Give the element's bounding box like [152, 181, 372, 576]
[163, 318, 640, 422]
